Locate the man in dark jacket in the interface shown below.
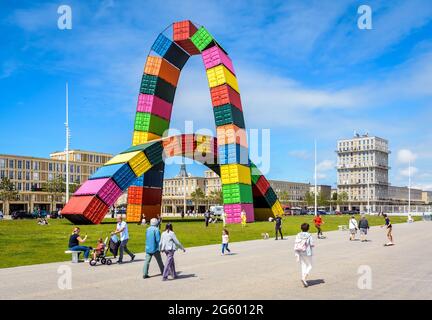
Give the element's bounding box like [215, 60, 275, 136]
[274, 216, 283, 240]
[359, 215, 370, 242]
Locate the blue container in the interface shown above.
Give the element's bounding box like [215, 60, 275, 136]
[131, 175, 144, 187]
[218, 143, 249, 165]
[151, 34, 189, 70]
[90, 163, 136, 190]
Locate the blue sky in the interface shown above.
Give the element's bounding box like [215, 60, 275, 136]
[1, 0, 432, 189]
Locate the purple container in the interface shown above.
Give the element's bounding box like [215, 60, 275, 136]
[136, 94, 173, 121]
[202, 46, 235, 75]
[74, 178, 122, 206]
[223, 203, 254, 222]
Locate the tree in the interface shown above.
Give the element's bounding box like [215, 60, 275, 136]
[208, 189, 223, 205]
[304, 191, 315, 207]
[336, 192, 349, 207]
[191, 187, 205, 212]
[317, 191, 329, 207]
[42, 175, 79, 211]
[0, 177, 19, 215]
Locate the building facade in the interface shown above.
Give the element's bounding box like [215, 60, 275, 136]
[337, 134, 390, 211]
[267, 180, 311, 206]
[0, 150, 112, 214]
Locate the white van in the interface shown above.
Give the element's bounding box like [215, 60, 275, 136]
[210, 205, 224, 216]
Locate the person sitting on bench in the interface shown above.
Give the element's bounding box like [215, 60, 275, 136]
[68, 227, 91, 262]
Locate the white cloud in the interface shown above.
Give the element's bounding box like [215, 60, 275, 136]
[317, 159, 335, 172]
[397, 149, 418, 164]
[400, 166, 418, 177]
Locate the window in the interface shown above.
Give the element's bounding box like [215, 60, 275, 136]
[17, 160, 22, 169]
[9, 160, 14, 168]
[0, 159, 6, 168]
[25, 172, 30, 180]
[49, 163, 53, 171]
[17, 172, 22, 180]
[9, 171, 14, 179]
[33, 172, 39, 181]
[26, 161, 30, 170]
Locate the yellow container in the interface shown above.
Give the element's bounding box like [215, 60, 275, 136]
[126, 204, 143, 222]
[132, 131, 161, 146]
[206, 65, 239, 93]
[129, 152, 152, 176]
[220, 164, 251, 185]
[105, 151, 142, 166]
[271, 200, 284, 217]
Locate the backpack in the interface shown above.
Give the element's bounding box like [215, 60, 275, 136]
[294, 236, 309, 252]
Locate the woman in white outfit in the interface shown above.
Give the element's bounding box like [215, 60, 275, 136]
[294, 223, 314, 288]
[349, 215, 359, 241]
[159, 223, 185, 281]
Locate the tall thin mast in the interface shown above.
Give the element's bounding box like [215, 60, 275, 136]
[65, 82, 70, 203]
[314, 140, 317, 216]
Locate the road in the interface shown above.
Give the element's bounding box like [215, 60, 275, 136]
[1, 221, 431, 299]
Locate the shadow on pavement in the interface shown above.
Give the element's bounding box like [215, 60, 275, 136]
[307, 279, 325, 287]
[175, 273, 196, 280]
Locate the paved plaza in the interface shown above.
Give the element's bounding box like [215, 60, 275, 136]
[1, 221, 431, 300]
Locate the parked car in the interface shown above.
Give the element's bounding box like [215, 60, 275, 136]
[11, 211, 34, 220]
[210, 205, 224, 216]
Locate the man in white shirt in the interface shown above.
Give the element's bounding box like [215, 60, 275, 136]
[113, 215, 135, 264]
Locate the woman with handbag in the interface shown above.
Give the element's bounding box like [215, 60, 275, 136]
[294, 223, 315, 288]
[159, 223, 186, 281]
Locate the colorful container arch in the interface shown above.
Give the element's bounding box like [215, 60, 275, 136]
[62, 20, 283, 224]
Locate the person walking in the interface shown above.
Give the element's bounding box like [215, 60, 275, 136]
[68, 227, 91, 262]
[241, 209, 247, 228]
[313, 214, 325, 239]
[113, 215, 135, 264]
[143, 218, 165, 279]
[159, 223, 185, 281]
[382, 214, 394, 246]
[204, 210, 210, 227]
[274, 215, 283, 240]
[221, 229, 231, 255]
[294, 223, 314, 288]
[348, 215, 358, 241]
[358, 215, 370, 242]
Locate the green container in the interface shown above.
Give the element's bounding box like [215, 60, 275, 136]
[134, 112, 169, 136]
[213, 104, 245, 128]
[191, 27, 214, 52]
[250, 163, 261, 184]
[222, 183, 253, 204]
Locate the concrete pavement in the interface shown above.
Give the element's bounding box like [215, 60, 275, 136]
[1, 221, 431, 300]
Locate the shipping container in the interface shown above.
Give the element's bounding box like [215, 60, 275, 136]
[140, 74, 177, 104]
[222, 183, 253, 204]
[90, 163, 136, 191]
[210, 85, 242, 110]
[132, 131, 161, 146]
[206, 65, 239, 93]
[142, 204, 161, 220]
[144, 56, 180, 87]
[142, 166, 164, 188]
[213, 104, 245, 128]
[271, 200, 284, 216]
[216, 124, 248, 148]
[105, 151, 142, 166]
[253, 192, 270, 208]
[126, 204, 143, 222]
[255, 175, 270, 196]
[202, 46, 235, 75]
[152, 33, 189, 69]
[220, 164, 251, 185]
[173, 20, 200, 55]
[218, 143, 249, 165]
[136, 94, 173, 121]
[264, 187, 278, 207]
[142, 187, 163, 205]
[254, 208, 274, 221]
[131, 175, 144, 186]
[250, 162, 262, 184]
[134, 112, 169, 136]
[74, 177, 122, 207]
[223, 203, 254, 223]
[127, 186, 144, 205]
[128, 151, 152, 177]
[62, 195, 108, 225]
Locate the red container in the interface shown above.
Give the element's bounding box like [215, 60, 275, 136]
[142, 204, 162, 220]
[210, 85, 242, 111]
[142, 187, 162, 205]
[162, 135, 182, 158]
[182, 134, 197, 157]
[255, 175, 270, 196]
[62, 195, 108, 224]
[173, 20, 200, 55]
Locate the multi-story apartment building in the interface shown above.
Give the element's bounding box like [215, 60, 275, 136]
[0, 150, 112, 214]
[337, 134, 390, 211]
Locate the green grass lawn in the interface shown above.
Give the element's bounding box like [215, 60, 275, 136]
[0, 215, 416, 268]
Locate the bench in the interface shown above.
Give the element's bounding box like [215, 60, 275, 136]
[338, 225, 348, 231]
[65, 250, 80, 263]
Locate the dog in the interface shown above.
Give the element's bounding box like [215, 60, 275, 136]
[261, 233, 270, 240]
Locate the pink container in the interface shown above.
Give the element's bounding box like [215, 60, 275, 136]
[223, 203, 254, 222]
[74, 178, 122, 207]
[202, 46, 235, 75]
[136, 94, 173, 121]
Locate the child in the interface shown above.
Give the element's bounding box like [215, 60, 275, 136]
[294, 223, 314, 288]
[241, 210, 247, 228]
[221, 229, 231, 255]
[93, 238, 105, 260]
[381, 214, 394, 246]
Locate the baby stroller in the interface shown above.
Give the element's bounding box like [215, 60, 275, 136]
[89, 237, 113, 266]
[109, 234, 120, 259]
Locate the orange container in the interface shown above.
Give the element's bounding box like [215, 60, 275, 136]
[126, 204, 144, 222]
[144, 56, 180, 87]
[127, 186, 144, 205]
[173, 20, 200, 55]
[142, 205, 161, 220]
[216, 124, 248, 147]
